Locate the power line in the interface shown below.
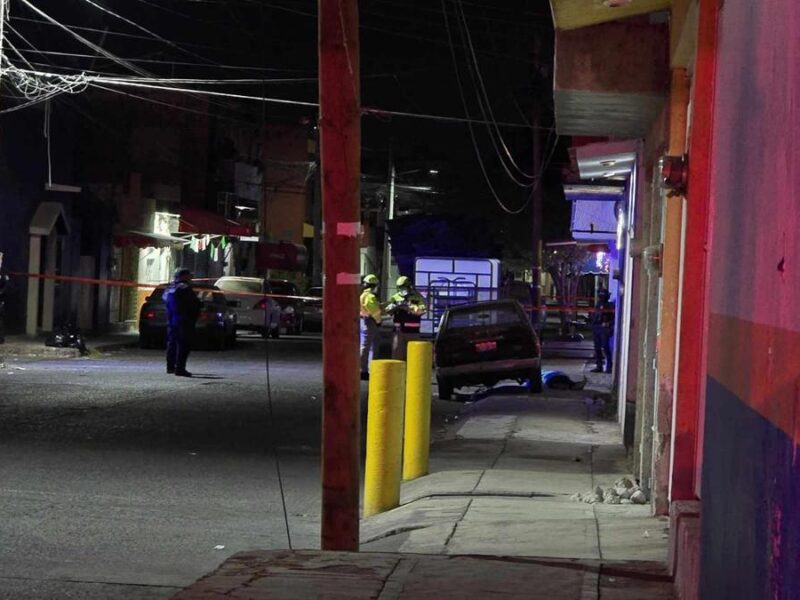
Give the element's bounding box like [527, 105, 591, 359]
[441, 0, 530, 214]
[17, 0, 150, 77]
[11, 48, 312, 73]
[75, 0, 220, 67]
[455, 0, 536, 184]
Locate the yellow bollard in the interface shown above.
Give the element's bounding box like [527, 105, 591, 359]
[403, 341, 433, 481]
[363, 360, 406, 517]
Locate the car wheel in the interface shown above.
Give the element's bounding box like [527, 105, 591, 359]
[227, 332, 237, 349]
[270, 326, 280, 339]
[213, 334, 227, 351]
[529, 367, 543, 393]
[139, 335, 151, 349]
[437, 377, 453, 400]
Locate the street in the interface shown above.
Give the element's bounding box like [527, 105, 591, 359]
[0, 334, 457, 599]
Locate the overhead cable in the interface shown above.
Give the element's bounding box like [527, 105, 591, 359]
[440, 0, 530, 214]
[17, 0, 150, 77]
[455, 0, 536, 183]
[75, 0, 222, 67]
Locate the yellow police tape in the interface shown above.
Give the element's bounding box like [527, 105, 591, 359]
[363, 359, 406, 518]
[403, 341, 433, 481]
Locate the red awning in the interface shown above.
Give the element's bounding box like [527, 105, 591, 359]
[179, 207, 253, 236]
[113, 231, 187, 249]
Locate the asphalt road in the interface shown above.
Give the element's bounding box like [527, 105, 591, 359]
[0, 334, 460, 599]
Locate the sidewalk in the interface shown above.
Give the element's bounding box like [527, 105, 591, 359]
[173, 359, 675, 599]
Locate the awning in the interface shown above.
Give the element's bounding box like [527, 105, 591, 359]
[113, 231, 188, 249]
[179, 207, 253, 236]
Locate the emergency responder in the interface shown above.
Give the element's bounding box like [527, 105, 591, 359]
[590, 288, 615, 373]
[163, 267, 201, 377]
[359, 274, 382, 380]
[386, 275, 426, 360]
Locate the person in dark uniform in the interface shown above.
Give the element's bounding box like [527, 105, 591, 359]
[590, 288, 615, 373]
[163, 267, 201, 377]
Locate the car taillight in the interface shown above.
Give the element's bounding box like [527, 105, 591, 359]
[200, 311, 222, 321]
[255, 299, 270, 310]
[144, 311, 156, 319]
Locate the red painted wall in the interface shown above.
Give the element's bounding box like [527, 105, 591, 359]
[700, 1, 800, 597]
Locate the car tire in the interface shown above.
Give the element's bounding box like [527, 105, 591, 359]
[213, 334, 227, 351]
[529, 367, 543, 393]
[139, 335, 151, 349]
[270, 327, 280, 339]
[437, 377, 453, 400]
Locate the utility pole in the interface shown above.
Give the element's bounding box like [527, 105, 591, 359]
[529, 35, 546, 333]
[381, 148, 396, 301]
[530, 110, 543, 331]
[318, 0, 361, 551]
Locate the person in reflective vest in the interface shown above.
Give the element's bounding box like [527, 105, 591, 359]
[163, 267, 201, 377]
[386, 275, 426, 360]
[359, 274, 382, 380]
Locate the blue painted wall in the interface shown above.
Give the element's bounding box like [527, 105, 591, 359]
[701, 380, 800, 599]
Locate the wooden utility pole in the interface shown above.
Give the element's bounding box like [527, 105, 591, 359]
[530, 110, 543, 331]
[319, 0, 361, 551]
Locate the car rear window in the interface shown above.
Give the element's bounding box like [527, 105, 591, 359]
[446, 305, 524, 330]
[218, 279, 262, 294]
[269, 282, 297, 296]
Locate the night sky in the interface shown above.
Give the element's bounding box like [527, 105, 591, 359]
[4, 0, 571, 260]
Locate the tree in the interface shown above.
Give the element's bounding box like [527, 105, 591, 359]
[544, 244, 592, 339]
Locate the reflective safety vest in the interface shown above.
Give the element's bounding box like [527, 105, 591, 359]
[389, 289, 426, 332]
[360, 289, 382, 321]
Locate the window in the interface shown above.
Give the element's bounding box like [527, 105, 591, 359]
[446, 305, 523, 330]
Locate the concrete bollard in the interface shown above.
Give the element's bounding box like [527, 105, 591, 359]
[403, 341, 433, 481]
[363, 359, 406, 517]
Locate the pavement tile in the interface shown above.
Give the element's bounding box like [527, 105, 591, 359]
[361, 497, 470, 544]
[594, 507, 670, 562]
[446, 517, 601, 559]
[463, 497, 595, 522]
[398, 470, 483, 504]
[492, 455, 591, 475]
[502, 438, 594, 461]
[474, 468, 592, 496]
[395, 555, 585, 599]
[454, 414, 517, 440]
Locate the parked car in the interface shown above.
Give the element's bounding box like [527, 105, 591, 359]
[303, 286, 323, 332]
[139, 283, 237, 350]
[267, 279, 305, 335]
[215, 276, 281, 338]
[434, 299, 542, 399]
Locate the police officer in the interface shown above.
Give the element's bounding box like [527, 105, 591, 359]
[590, 288, 615, 373]
[386, 275, 426, 360]
[163, 267, 201, 377]
[359, 274, 382, 380]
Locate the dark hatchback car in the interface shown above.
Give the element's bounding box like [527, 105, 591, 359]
[434, 299, 542, 399]
[139, 284, 237, 350]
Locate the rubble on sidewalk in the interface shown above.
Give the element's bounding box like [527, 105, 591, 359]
[570, 478, 648, 505]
